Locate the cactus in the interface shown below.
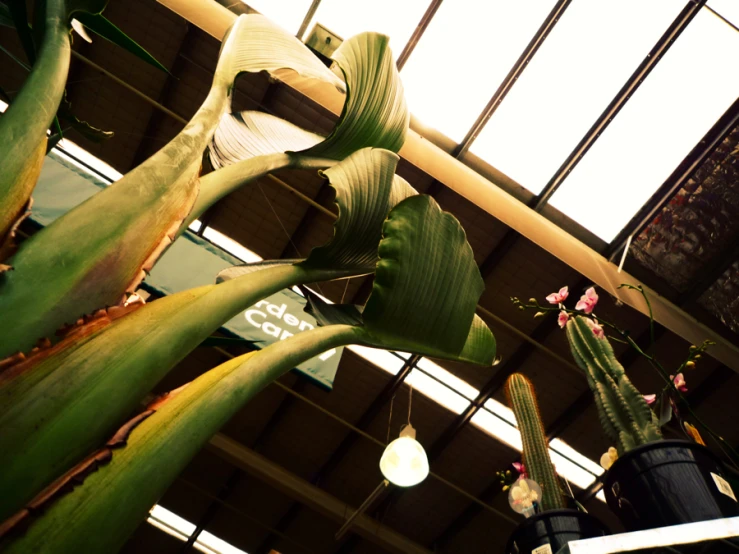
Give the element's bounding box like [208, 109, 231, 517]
[505, 373, 566, 511]
[566, 316, 662, 454]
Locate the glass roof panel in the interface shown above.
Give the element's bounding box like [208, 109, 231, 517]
[549, 9, 739, 242]
[469, 0, 684, 193]
[244, 0, 315, 35]
[300, 0, 430, 57]
[400, 0, 560, 142]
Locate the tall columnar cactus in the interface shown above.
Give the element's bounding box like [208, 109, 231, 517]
[566, 316, 662, 454]
[505, 373, 566, 511]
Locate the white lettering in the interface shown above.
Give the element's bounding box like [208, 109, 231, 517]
[267, 302, 287, 319]
[319, 348, 336, 361]
[280, 330, 294, 340]
[283, 313, 299, 327]
[299, 320, 314, 331]
[245, 309, 266, 328]
[255, 300, 269, 308]
[262, 321, 281, 338]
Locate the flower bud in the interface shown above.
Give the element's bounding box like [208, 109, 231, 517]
[685, 361, 696, 369]
[528, 298, 537, 303]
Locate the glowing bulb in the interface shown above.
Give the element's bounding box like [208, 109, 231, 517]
[379, 424, 429, 487]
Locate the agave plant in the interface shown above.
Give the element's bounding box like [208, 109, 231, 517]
[0, 146, 413, 521]
[0, 0, 166, 257]
[0, 13, 407, 361]
[0, 187, 496, 552]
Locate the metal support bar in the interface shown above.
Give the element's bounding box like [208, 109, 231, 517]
[534, 0, 706, 209]
[395, 0, 444, 71]
[606, 96, 739, 260]
[296, 0, 322, 40]
[678, 241, 739, 307]
[455, 0, 572, 159]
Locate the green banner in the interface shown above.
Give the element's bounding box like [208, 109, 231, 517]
[29, 150, 342, 389]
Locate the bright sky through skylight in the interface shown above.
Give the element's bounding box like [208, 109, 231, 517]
[149, 505, 250, 554]
[470, 0, 683, 194]
[549, 8, 739, 241]
[400, 0, 560, 142]
[302, 0, 430, 58]
[242, 0, 314, 35]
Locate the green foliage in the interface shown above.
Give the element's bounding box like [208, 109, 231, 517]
[505, 373, 565, 511]
[566, 316, 662, 453]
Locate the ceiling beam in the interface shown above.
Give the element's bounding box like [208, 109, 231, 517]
[207, 434, 433, 554]
[534, 0, 707, 209]
[158, 0, 739, 371]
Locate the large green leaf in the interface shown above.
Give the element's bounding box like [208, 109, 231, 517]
[303, 32, 409, 160]
[0, 324, 360, 553]
[302, 195, 496, 365]
[300, 147, 416, 272]
[0, 0, 69, 253]
[0, 148, 406, 521]
[0, 13, 350, 360]
[207, 31, 408, 171]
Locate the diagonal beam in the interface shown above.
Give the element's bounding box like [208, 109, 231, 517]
[395, 0, 444, 71]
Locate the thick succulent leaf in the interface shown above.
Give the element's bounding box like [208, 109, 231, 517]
[71, 13, 168, 72]
[303, 32, 409, 160]
[209, 111, 324, 170]
[301, 148, 416, 272]
[0, 261, 361, 521]
[0, 324, 359, 553]
[301, 286, 364, 327]
[0, 0, 69, 251]
[358, 195, 494, 364]
[0, 14, 349, 358]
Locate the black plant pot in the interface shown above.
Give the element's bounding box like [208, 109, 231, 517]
[604, 440, 739, 532]
[505, 509, 609, 554]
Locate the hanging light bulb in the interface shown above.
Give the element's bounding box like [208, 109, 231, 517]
[379, 424, 430, 487]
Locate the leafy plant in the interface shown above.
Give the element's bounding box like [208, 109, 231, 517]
[505, 373, 566, 511]
[0, 146, 411, 522]
[0, 190, 495, 553]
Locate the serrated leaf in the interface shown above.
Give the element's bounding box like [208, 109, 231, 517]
[71, 13, 169, 73]
[301, 148, 416, 272]
[296, 195, 496, 366]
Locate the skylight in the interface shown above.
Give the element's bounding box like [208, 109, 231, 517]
[708, 0, 739, 28]
[148, 504, 250, 554]
[548, 7, 739, 241]
[400, 0, 561, 142]
[470, 0, 684, 194]
[242, 0, 315, 35]
[301, 0, 430, 58]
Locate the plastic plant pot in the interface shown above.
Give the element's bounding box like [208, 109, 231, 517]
[505, 509, 609, 554]
[604, 440, 739, 532]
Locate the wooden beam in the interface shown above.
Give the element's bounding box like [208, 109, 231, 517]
[207, 434, 433, 554]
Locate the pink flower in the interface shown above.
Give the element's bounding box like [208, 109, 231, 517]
[546, 286, 569, 305]
[512, 462, 526, 476]
[671, 373, 688, 393]
[575, 287, 599, 314]
[557, 310, 569, 329]
[591, 321, 605, 338]
[643, 394, 656, 405]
